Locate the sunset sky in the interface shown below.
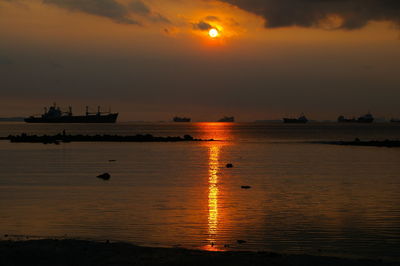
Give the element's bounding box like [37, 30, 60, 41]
[0, 0, 399, 121]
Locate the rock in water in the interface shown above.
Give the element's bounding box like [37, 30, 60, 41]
[97, 173, 111, 180]
[241, 186, 251, 189]
[226, 163, 233, 168]
[237, 240, 247, 244]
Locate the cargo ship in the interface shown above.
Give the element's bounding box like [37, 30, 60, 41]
[25, 104, 118, 123]
[173, 116, 191, 122]
[283, 114, 308, 124]
[338, 113, 374, 123]
[218, 116, 234, 122]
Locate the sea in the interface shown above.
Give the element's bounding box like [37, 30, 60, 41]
[0, 122, 399, 261]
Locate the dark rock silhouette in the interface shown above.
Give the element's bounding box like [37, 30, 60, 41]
[97, 173, 111, 181]
[184, 135, 194, 140]
[237, 240, 247, 244]
[4, 132, 214, 144]
[314, 139, 400, 148]
[241, 186, 251, 189]
[226, 163, 234, 168]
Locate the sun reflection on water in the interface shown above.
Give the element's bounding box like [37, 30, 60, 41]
[197, 122, 233, 251]
[208, 144, 220, 247]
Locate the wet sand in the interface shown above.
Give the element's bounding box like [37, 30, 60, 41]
[0, 239, 397, 266]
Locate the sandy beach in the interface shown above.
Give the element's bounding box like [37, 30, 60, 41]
[0, 239, 397, 266]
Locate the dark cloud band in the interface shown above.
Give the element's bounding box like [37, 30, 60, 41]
[221, 0, 400, 29]
[193, 21, 213, 31]
[43, 0, 139, 24]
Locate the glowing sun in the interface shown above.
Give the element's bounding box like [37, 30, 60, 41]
[208, 28, 219, 38]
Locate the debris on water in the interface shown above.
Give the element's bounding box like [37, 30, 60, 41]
[237, 240, 247, 244]
[241, 186, 251, 189]
[226, 163, 234, 168]
[97, 173, 111, 180]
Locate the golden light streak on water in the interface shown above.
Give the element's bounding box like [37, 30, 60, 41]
[208, 144, 220, 247]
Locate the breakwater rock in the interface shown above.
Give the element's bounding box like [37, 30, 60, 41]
[3, 133, 214, 144]
[314, 139, 400, 148]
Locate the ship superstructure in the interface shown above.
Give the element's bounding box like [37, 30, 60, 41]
[25, 104, 118, 123]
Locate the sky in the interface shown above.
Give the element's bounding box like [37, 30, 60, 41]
[0, 0, 399, 121]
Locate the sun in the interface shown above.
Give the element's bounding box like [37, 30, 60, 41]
[208, 28, 219, 38]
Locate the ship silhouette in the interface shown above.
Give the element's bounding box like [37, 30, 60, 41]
[173, 116, 191, 122]
[218, 116, 235, 122]
[24, 104, 118, 123]
[283, 113, 308, 123]
[338, 113, 374, 123]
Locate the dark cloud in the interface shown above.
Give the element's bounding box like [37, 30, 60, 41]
[193, 21, 213, 31]
[128, 0, 169, 23]
[128, 0, 150, 15]
[221, 0, 400, 29]
[43, 0, 139, 24]
[205, 16, 220, 22]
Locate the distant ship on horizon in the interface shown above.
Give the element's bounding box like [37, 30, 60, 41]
[173, 116, 191, 122]
[25, 104, 118, 123]
[338, 113, 374, 123]
[218, 116, 234, 122]
[283, 114, 308, 124]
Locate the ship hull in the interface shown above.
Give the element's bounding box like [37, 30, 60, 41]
[338, 120, 373, 123]
[283, 118, 308, 124]
[173, 117, 191, 122]
[173, 120, 191, 122]
[24, 114, 118, 123]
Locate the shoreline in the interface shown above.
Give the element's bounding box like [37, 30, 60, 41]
[0, 239, 397, 266]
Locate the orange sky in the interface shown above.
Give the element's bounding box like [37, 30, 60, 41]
[0, 0, 399, 121]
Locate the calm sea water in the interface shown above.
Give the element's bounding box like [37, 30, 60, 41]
[0, 122, 399, 260]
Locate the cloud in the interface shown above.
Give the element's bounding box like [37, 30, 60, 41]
[220, 0, 400, 29]
[43, 0, 140, 24]
[193, 21, 213, 31]
[128, 0, 169, 23]
[128, 0, 150, 15]
[205, 16, 220, 22]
